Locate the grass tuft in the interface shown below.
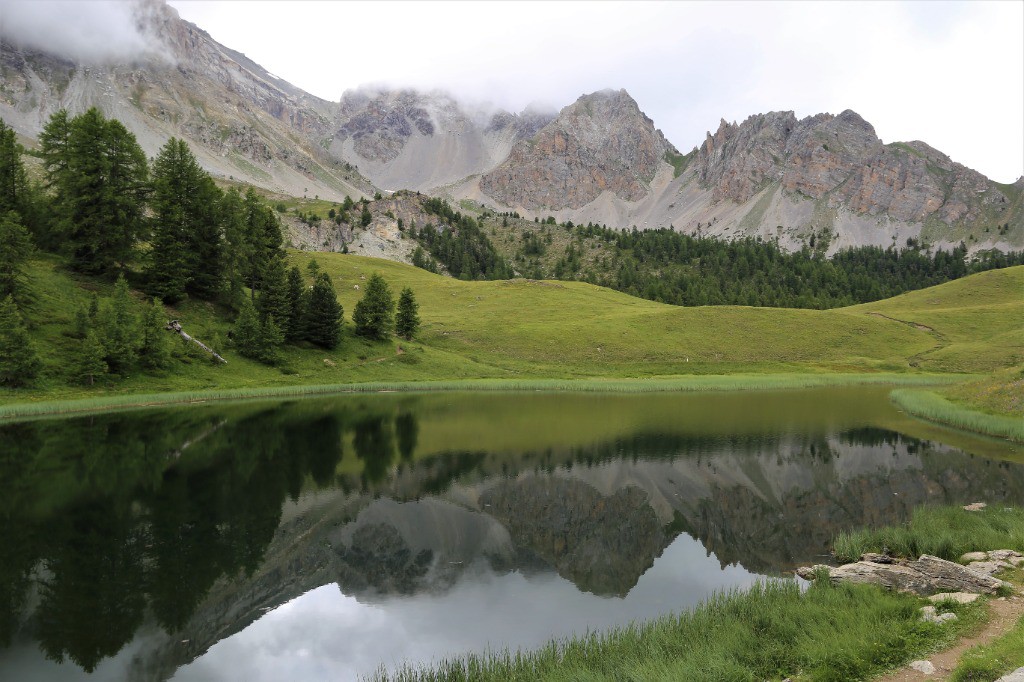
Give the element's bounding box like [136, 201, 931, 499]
[833, 505, 1024, 563]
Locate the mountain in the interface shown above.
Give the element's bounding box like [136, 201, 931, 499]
[0, 0, 370, 201]
[474, 89, 676, 211]
[1, 0, 1020, 252]
[328, 87, 554, 192]
[457, 99, 1022, 253]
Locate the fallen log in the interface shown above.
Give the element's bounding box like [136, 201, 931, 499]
[165, 320, 227, 364]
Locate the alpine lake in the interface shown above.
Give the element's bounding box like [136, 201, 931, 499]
[1, 386, 1021, 681]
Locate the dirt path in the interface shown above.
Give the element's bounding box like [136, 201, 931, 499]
[875, 592, 1024, 681]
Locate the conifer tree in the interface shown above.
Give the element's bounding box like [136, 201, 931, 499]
[98, 274, 139, 374]
[139, 298, 171, 370]
[73, 331, 108, 386]
[395, 287, 420, 341]
[220, 188, 250, 309]
[72, 304, 90, 340]
[232, 298, 262, 360]
[0, 211, 33, 302]
[305, 272, 343, 349]
[146, 138, 196, 301]
[285, 266, 307, 343]
[41, 109, 149, 273]
[242, 188, 285, 294]
[257, 257, 291, 332]
[0, 296, 41, 387]
[0, 121, 31, 223]
[257, 315, 284, 365]
[352, 273, 394, 341]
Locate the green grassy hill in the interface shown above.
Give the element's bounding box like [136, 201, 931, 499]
[2, 254, 1021, 407]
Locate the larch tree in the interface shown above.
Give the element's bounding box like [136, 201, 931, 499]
[304, 272, 343, 349]
[352, 273, 394, 341]
[41, 108, 149, 274]
[146, 137, 224, 302]
[0, 296, 41, 387]
[0, 211, 33, 302]
[395, 287, 420, 341]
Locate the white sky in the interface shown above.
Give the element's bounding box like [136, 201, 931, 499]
[4, 1, 1021, 181]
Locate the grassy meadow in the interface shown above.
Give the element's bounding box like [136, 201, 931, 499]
[2, 252, 1021, 416]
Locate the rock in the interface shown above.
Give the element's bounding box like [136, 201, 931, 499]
[860, 552, 895, 563]
[996, 666, 1024, 682]
[910, 660, 936, 674]
[800, 554, 1010, 595]
[919, 606, 958, 624]
[929, 592, 982, 604]
[968, 560, 1013, 576]
[988, 550, 1023, 563]
[961, 551, 990, 563]
[480, 90, 676, 211]
[796, 565, 829, 580]
[963, 502, 988, 511]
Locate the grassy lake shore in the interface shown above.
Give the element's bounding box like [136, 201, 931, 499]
[370, 506, 1024, 682]
[0, 372, 967, 421]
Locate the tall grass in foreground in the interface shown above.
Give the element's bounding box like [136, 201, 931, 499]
[0, 373, 964, 422]
[368, 580, 977, 682]
[891, 388, 1024, 442]
[834, 506, 1024, 563]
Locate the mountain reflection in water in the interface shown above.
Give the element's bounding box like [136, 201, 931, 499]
[0, 387, 1021, 681]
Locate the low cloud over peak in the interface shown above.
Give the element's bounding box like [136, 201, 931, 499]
[0, 0, 171, 64]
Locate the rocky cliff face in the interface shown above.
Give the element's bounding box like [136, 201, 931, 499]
[479, 89, 677, 210]
[691, 110, 1014, 228]
[0, 0, 370, 200]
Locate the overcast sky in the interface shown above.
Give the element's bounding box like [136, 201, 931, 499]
[3, 1, 1021, 181]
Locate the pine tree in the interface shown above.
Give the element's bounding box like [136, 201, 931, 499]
[395, 287, 420, 340]
[352, 273, 394, 341]
[257, 315, 284, 365]
[219, 188, 250, 309]
[146, 138, 225, 302]
[232, 298, 262, 360]
[0, 211, 33, 302]
[285, 266, 306, 343]
[139, 298, 171, 370]
[305, 272, 343, 349]
[71, 304, 90, 340]
[72, 331, 108, 386]
[257, 256, 291, 332]
[0, 121, 31, 224]
[42, 109, 149, 274]
[187, 176, 225, 301]
[98, 274, 139, 374]
[360, 206, 372, 227]
[243, 188, 285, 294]
[0, 296, 41, 387]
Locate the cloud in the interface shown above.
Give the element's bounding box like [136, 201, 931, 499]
[0, 0, 167, 64]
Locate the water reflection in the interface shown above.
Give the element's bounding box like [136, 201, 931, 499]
[0, 388, 1021, 681]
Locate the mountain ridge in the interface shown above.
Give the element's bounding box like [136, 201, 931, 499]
[1, 0, 1020, 253]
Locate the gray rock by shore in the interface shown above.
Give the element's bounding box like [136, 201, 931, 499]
[797, 553, 1011, 595]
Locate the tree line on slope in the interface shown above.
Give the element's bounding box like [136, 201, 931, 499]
[563, 225, 1023, 308]
[0, 111, 419, 388]
[402, 201, 1022, 308]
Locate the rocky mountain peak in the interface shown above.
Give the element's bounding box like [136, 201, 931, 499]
[478, 88, 676, 211]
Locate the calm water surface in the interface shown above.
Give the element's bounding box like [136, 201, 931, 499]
[0, 386, 1021, 681]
